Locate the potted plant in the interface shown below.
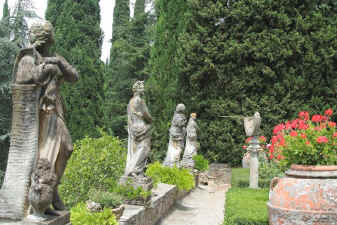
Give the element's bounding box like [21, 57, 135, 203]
[192, 154, 209, 186]
[87, 189, 125, 220]
[267, 109, 337, 225]
[114, 185, 152, 207]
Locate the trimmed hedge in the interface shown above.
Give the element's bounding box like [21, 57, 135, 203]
[224, 168, 269, 225]
[224, 188, 269, 225]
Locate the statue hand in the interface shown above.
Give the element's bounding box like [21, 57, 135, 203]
[43, 57, 60, 65]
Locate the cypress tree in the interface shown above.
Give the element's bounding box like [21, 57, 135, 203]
[146, 0, 188, 161]
[46, 0, 104, 140]
[3, 0, 9, 19]
[104, 0, 153, 138]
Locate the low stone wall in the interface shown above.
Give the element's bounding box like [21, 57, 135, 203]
[119, 183, 189, 225]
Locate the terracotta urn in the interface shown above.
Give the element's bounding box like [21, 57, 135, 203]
[268, 164, 337, 225]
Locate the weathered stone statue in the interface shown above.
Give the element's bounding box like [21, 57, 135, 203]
[163, 104, 187, 167]
[28, 159, 57, 222]
[0, 20, 78, 222]
[244, 112, 261, 189]
[181, 113, 199, 169]
[120, 81, 153, 191]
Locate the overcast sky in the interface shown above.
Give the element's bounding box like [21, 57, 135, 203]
[0, 0, 141, 62]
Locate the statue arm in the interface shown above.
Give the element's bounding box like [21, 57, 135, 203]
[55, 54, 79, 83]
[140, 99, 152, 123]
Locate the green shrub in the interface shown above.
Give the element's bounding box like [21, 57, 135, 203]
[145, 162, 195, 191]
[88, 189, 124, 208]
[59, 131, 127, 207]
[224, 188, 269, 225]
[70, 202, 118, 225]
[113, 185, 151, 202]
[193, 154, 209, 172]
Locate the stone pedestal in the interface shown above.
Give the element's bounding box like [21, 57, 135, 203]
[248, 137, 259, 189]
[0, 211, 70, 225]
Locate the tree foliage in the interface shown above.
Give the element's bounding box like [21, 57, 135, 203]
[146, 0, 188, 161]
[103, 0, 153, 138]
[46, 0, 104, 140]
[175, 0, 337, 165]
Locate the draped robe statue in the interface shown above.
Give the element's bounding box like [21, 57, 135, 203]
[163, 104, 187, 167]
[182, 113, 199, 169]
[124, 81, 152, 177]
[0, 21, 78, 220]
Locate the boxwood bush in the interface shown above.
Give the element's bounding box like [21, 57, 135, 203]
[145, 162, 195, 191]
[59, 131, 127, 207]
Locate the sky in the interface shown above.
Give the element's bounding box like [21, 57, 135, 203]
[0, 0, 138, 62]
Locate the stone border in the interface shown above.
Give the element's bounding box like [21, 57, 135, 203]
[119, 183, 190, 225]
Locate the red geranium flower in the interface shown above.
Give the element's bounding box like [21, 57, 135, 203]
[316, 136, 328, 143]
[290, 131, 298, 137]
[328, 122, 336, 128]
[300, 133, 306, 139]
[312, 115, 322, 123]
[245, 137, 252, 143]
[298, 111, 309, 121]
[333, 132, 337, 138]
[324, 108, 333, 116]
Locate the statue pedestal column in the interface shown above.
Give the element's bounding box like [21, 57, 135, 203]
[248, 136, 260, 189]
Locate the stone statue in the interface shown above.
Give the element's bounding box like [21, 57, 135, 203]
[181, 113, 199, 169]
[243, 112, 261, 189]
[0, 20, 78, 221]
[28, 159, 57, 221]
[163, 104, 187, 167]
[124, 81, 152, 178]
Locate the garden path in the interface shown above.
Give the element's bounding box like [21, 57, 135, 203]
[157, 182, 230, 225]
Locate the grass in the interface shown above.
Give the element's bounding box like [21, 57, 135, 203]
[224, 168, 269, 225]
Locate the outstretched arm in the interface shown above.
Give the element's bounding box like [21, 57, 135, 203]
[44, 55, 79, 83]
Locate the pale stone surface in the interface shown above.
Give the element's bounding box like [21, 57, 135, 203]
[163, 104, 187, 168]
[157, 185, 229, 225]
[0, 20, 76, 223]
[244, 112, 261, 189]
[181, 113, 198, 169]
[244, 112, 261, 137]
[0, 211, 70, 225]
[119, 183, 189, 225]
[124, 81, 152, 177]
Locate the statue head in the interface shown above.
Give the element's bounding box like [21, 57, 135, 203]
[176, 103, 186, 113]
[29, 20, 54, 48]
[191, 113, 197, 119]
[132, 81, 145, 94]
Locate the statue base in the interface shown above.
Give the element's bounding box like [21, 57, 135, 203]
[0, 210, 70, 225]
[119, 175, 153, 192]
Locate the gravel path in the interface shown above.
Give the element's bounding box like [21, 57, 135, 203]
[157, 183, 230, 225]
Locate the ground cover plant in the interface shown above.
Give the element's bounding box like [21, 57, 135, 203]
[145, 162, 195, 191]
[70, 202, 118, 225]
[224, 168, 269, 225]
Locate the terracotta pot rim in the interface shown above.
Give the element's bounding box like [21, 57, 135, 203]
[291, 164, 337, 171]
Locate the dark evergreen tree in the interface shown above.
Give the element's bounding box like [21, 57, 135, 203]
[146, 0, 188, 161]
[103, 0, 152, 138]
[46, 0, 104, 140]
[175, 0, 337, 165]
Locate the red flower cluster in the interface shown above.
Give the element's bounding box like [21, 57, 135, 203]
[268, 109, 336, 162]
